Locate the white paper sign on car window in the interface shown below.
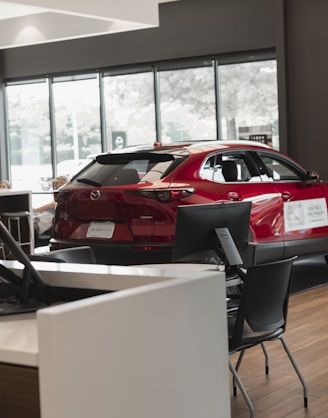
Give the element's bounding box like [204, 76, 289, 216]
[284, 198, 328, 232]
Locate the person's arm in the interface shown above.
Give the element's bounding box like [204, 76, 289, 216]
[34, 200, 56, 213]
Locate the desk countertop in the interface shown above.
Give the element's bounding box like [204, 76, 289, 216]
[1, 260, 225, 291]
[0, 262, 230, 368]
[0, 261, 186, 367]
[0, 313, 38, 366]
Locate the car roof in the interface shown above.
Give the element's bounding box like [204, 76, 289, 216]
[183, 140, 271, 152]
[110, 140, 272, 155]
[91, 140, 276, 167]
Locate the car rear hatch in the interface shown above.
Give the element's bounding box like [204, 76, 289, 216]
[54, 150, 189, 244]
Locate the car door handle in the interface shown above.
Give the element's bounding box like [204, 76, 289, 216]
[227, 191, 240, 201]
[281, 191, 293, 201]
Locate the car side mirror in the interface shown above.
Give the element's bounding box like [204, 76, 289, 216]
[306, 170, 320, 181]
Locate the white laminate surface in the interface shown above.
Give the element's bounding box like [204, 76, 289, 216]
[1, 260, 227, 291]
[37, 272, 230, 418]
[0, 265, 231, 417]
[138, 263, 242, 287]
[0, 261, 229, 368]
[0, 312, 38, 366]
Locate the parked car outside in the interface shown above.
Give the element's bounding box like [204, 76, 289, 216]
[50, 140, 328, 265]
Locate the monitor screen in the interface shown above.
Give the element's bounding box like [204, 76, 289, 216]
[172, 201, 252, 265]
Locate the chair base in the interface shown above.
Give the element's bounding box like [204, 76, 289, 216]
[230, 337, 308, 416]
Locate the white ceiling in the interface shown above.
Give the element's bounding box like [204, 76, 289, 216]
[0, 0, 177, 49]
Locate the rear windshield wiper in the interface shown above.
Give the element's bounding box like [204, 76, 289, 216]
[77, 178, 102, 186]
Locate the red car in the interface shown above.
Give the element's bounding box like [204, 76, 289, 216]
[51, 141, 328, 265]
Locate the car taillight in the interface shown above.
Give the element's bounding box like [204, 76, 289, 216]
[128, 188, 194, 203]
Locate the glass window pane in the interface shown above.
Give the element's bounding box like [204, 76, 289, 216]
[219, 60, 278, 149]
[259, 153, 302, 181]
[159, 66, 216, 142]
[6, 81, 52, 192]
[52, 76, 101, 177]
[103, 72, 156, 150]
[200, 152, 253, 183]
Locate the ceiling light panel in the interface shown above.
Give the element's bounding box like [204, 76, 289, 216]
[0, 0, 178, 49]
[0, 1, 46, 20]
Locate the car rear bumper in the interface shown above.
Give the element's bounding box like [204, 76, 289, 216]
[49, 236, 328, 266]
[49, 239, 173, 265]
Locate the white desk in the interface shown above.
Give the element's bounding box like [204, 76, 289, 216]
[1, 259, 234, 291]
[0, 263, 231, 418]
[0, 312, 37, 366]
[138, 262, 242, 287]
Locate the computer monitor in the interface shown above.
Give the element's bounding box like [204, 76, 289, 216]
[172, 201, 252, 266]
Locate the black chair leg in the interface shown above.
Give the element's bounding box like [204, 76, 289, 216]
[260, 342, 269, 375]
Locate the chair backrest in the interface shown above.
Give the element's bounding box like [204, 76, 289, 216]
[222, 160, 238, 182]
[44, 246, 97, 264]
[230, 257, 296, 349]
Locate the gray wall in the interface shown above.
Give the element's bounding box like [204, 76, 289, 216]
[284, 0, 328, 180]
[0, 0, 327, 179]
[1, 0, 276, 77]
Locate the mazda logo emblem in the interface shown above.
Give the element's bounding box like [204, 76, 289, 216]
[90, 190, 101, 201]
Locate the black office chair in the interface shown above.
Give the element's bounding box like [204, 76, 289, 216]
[228, 257, 308, 417]
[29, 246, 97, 264]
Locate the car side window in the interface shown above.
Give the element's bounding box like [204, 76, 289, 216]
[200, 155, 216, 181]
[200, 152, 258, 183]
[258, 153, 303, 181]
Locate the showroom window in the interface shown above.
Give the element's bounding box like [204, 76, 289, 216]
[102, 68, 156, 150]
[158, 60, 217, 142]
[218, 58, 278, 147]
[52, 73, 102, 174]
[4, 50, 278, 196]
[6, 79, 52, 192]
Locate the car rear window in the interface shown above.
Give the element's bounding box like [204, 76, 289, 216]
[71, 151, 188, 186]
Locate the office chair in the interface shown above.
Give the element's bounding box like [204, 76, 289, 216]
[228, 257, 308, 417]
[29, 246, 97, 264]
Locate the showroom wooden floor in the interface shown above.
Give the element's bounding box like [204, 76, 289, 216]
[229, 282, 328, 417]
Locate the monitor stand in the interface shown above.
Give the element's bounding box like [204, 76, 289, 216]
[0, 264, 51, 316]
[215, 227, 243, 267]
[0, 279, 47, 316]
